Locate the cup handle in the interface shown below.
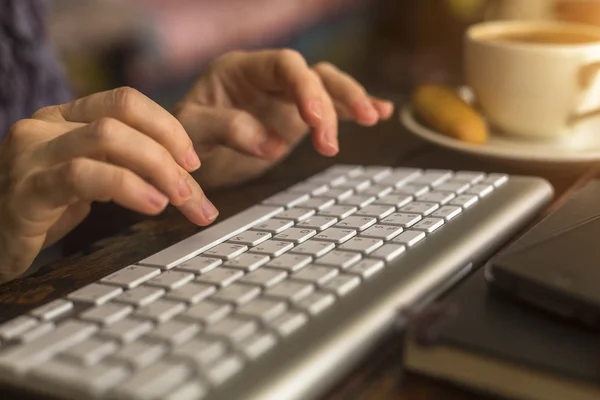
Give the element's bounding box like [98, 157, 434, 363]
[569, 61, 600, 125]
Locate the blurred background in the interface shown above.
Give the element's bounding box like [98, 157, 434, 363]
[47, 0, 600, 108]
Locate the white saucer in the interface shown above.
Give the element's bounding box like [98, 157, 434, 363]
[400, 99, 600, 169]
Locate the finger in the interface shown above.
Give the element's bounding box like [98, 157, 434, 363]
[178, 105, 287, 160]
[27, 158, 169, 216]
[34, 87, 200, 172]
[43, 201, 91, 248]
[313, 62, 379, 126]
[370, 96, 395, 120]
[234, 50, 339, 155]
[44, 118, 195, 206]
[175, 176, 219, 227]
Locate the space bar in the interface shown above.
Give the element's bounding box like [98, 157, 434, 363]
[139, 205, 284, 269]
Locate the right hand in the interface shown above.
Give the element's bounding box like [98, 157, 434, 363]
[0, 87, 218, 283]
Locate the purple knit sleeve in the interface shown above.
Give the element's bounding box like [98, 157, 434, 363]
[0, 0, 72, 140]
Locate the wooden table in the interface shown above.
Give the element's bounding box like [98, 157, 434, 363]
[0, 106, 596, 399]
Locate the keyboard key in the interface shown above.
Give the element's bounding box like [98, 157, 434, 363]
[205, 354, 244, 386]
[313, 228, 356, 244]
[354, 204, 395, 219]
[337, 177, 372, 191]
[61, 337, 118, 366]
[99, 318, 153, 343]
[297, 216, 338, 231]
[290, 240, 335, 258]
[224, 253, 270, 271]
[238, 331, 277, 360]
[19, 322, 55, 343]
[29, 359, 129, 397]
[206, 316, 258, 342]
[0, 320, 98, 375]
[360, 166, 393, 181]
[294, 197, 335, 211]
[267, 253, 313, 272]
[172, 338, 227, 366]
[373, 194, 413, 208]
[378, 170, 421, 188]
[318, 205, 357, 219]
[411, 170, 452, 186]
[467, 184, 494, 198]
[453, 171, 485, 183]
[370, 244, 406, 262]
[250, 240, 294, 257]
[175, 257, 222, 275]
[146, 319, 200, 345]
[68, 283, 122, 306]
[418, 191, 456, 205]
[294, 265, 339, 285]
[203, 243, 248, 260]
[412, 218, 445, 233]
[346, 259, 385, 279]
[134, 299, 186, 323]
[274, 228, 317, 243]
[269, 311, 308, 337]
[114, 286, 165, 307]
[380, 213, 422, 228]
[146, 270, 194, 290]
[323, 164, 364, 177]
[319, 187, 354, 201]
[0, 316, 38, 340]
[112, 340, 167, 369]
[360, 224, 404, 241]
[317, 250, 362, 269]
[263, 192, 309, 207]
[362, 185, 393, 198]
[113, 359, 190, 399]
[335, 216, 377, 231]
[237, 298, 287, 322]
[395, 184, 430, 196]
[432, 206, 462, 221]
[164, 381, 208, 400]
[339, 194, 376, 208]
[321, 275, 361, 296]
[276, 208, 316, 222]
[295, 292, 336, 315]
[339, 237, 383, 254]
[287, 181, 329, 196]
[30, 299, 73, 321]
[80, 303, 133, 325]
[101, 265, 160, 289]
[196, 267, 243, 287]
[450, 194, 479, 209]
[181, 301, 232, 325]
[266, 280, 314, 302]
[252, 219, 295, 234]
[399, 202, 439, 215]
[227, 230, 272, 246]
[436, 181, 470, 194]
[483, 173, 508, 187]
[391, 230, 426, 247]
[166, 282, 216, 304]
[241, 268, 288, 288]
[211, 283, 261, 305]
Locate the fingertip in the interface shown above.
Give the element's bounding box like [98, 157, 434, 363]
[353, 100, 379, 126]
[184, 146, 201, 172]
[147, 188, 169, 214]
[371, 98, 395, 120]
[313, 128, 339, 157]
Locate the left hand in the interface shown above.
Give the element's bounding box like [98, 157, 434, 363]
[174, 49, 394, 188]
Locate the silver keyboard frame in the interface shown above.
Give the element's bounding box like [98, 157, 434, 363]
[209, 176, 553, 400]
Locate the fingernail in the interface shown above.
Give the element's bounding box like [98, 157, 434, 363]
[362, 100, 379, 119]
[185, 147, 201, 171]
[178, 176, 192, 199]
[310, 100, 323, 121]
[325, 129, 339, 152]
[148, 189, 169, 210]
[200, 198, 219, 221]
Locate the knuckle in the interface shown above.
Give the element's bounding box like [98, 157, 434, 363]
[112, 86, 142, 117]
[225, 112, 252, 138]
[63, 158, 89, 189]
[31, 105, 58, 120]
[89, 117, 120, 143]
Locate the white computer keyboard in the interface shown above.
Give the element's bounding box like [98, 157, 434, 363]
[0, 165, 552, 400]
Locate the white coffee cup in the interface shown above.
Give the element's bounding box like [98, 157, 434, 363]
[465, 20, 600, 139]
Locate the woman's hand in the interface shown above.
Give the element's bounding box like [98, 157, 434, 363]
[0, 88, 215, 283]
[174, 49, 394, 188]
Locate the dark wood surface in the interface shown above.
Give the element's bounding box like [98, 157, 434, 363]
[0, 110, 597, 399]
